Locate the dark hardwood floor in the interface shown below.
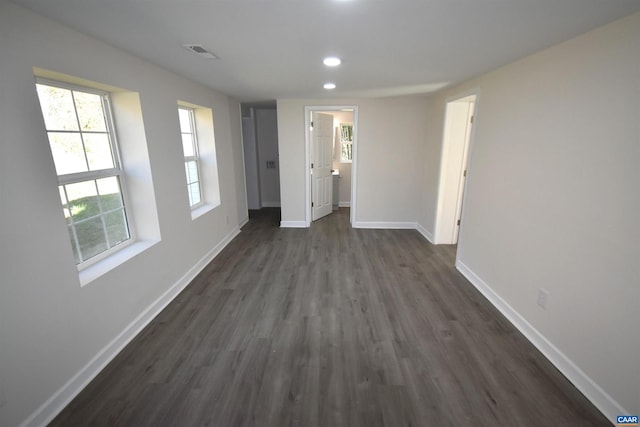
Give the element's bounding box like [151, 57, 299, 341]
[51, 208, 609, 426]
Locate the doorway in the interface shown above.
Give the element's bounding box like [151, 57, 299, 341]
[304, 106, 358, 226]
[241, 105, 281, 211]
[434, 92, 477, 245]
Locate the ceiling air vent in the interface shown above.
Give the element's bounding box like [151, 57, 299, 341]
[183, 44, 219, 60]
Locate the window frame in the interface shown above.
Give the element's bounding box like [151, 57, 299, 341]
[178, 106, 204, 209]
[339, 122, 353, 163]
[35, 78, 135, 269]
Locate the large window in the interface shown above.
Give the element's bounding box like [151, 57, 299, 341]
[36, 80, 131, 265]
[178, 107, 203, 208]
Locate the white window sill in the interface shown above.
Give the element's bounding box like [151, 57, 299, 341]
[191, 203, 218, 220]
[79, 239, 159, 287]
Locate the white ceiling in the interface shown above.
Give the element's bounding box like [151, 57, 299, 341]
[11, 0, 640, 102]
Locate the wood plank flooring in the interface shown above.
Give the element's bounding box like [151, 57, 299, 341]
[51, 208, 610, 426]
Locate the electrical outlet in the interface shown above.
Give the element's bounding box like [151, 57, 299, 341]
[537, 288, 550, 309]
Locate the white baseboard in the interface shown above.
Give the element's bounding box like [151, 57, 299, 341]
[261, 202, 281, 208]
[455, 260, 626, 425]
[415, 223, 434, 243]
[354, 221, 416, 229]
[21, 227, 241, 427]
[338, 201, 351, 207]
[280, 221, 308, 228]
[239, 216, 249, 228]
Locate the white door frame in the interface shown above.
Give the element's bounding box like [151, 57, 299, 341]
[304, 105, 359, 227]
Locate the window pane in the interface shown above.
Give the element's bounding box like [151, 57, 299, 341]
[36, 84, 79, 131]
[182, 134, 195, 157]
[104, 210, 129, 245]
[84, 133, 114, 170]
[59, 186, 72, 224]
[73, 91, 107, 131]
[178, 108, 191, 133]
[65, 180, 99, 222]
[97, 177, 124, 211]
[68, 225, 81, 264]
[188, 182, 201, 206]
[342, 142, 352, 161]
[48, 132, 88, 175]
[75, 216, 107, 261]
[185, 160, 199, 184]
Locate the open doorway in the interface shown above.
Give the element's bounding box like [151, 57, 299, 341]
[304, 106, 358, 226]
[434, 92, 477, 245]
[241, 105, 280, 211]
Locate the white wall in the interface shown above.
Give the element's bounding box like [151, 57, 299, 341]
[420, 12, 640, 418]
[0, 1, 245, 425]
[255, 108, 281, 207]
[277, 97, 429, 226]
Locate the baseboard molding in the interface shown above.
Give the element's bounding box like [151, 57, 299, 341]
[280, 221, 308, 228]
[455, 260, 626, 425]
[239, 216, 249, 228]
[415, 223, 434, 243]
[21, 227, 241, 427]
[261, 202, 281, 208]
[338, 201, 351, 207]
[354, 221, 417, 229]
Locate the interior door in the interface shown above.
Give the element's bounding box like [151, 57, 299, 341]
[311, 112, 333, 221]
[452, 102, 475, 243]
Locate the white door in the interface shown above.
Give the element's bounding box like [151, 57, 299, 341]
[311, 112, 333, 221]
[452, 102, 475, 243]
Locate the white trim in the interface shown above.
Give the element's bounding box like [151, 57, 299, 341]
[455, 260, 627, 425]
[237, 104, 250, 225]
[190, 203, 215, 220]
[416, 223, 434, 243]
[79, 239, 157, 287]
[338, 201, 351, 207]
[280, 221, 308, 228]
[350, 108, 359, 226]
[260, 201, 281, 208]
[353, 221, 416, 229]
[20, 227, 241, 427]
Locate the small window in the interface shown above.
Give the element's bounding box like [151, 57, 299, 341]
[178, 107, 203, 208]
[340, 122, 353, 163]
[35, 80, 131, 265]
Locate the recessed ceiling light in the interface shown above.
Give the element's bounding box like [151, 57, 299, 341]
[323, 83, 336, 90]
[323, 57, 341, 67]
